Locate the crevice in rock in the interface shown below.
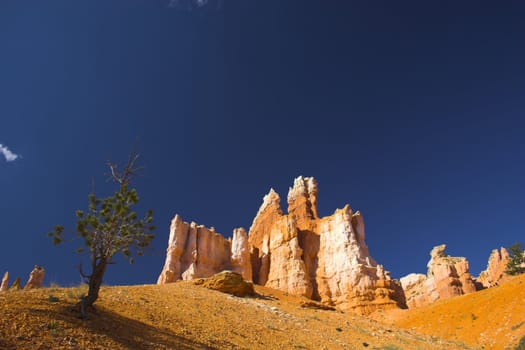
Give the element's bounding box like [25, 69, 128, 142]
[258, 252, 271, 286]
[250, 247, 261, 284]
[298, 229, 320, 301]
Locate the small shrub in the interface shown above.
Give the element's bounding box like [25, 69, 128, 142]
[67, 284, 89, 300]
[470, 313, 477, 321]
[46, 322, 61, 337]
[48, 295, 59, 303]
[67, 283, 88, 299]
[47, 321, 59, 330]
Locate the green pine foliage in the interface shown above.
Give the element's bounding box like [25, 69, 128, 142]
[48, 151, 155, 316]
[68, 184, 155, 263]
[505, 243, 525, 276]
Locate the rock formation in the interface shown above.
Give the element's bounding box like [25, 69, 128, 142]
[248, 176, 406, 314]
[157, 214, 253, 284]
[10, 277, 21, 290]
[231, 228, 252, 281]
[157, 215, 233, 284]
[0, 271, 8, 292]
[158, 176, 406, 314]
[399, 273, 428, 309]
[476, 248, 510, 288]
[24, 265, 45, 290]
[194, 270, 255, 297]
[400, 245, 477, 308]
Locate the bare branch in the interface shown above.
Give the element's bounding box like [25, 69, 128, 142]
[78, 264, 91, 279]
[109, 163, 120, 183]
[105, 148, 143, 186]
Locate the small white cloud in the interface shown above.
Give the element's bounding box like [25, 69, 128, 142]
[0, 144, 20, 162]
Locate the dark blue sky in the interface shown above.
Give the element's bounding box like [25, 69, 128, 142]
[1, 0, 524, 286]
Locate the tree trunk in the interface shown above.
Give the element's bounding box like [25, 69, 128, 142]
[79, 259, 107, 319]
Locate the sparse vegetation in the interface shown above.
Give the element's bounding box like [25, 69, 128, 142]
[47, 295, 60, 303]
[506, 243, 525, 276]
[46, 321, 61, 338]
[46, 321, 59, 330]
[48, 150, 155, 318]
[516, 335, 525, 350]
[65, 283, 89, 300]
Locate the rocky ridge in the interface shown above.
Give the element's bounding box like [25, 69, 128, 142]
[400, 245, 515, 308]
[476, 247, 510, 288]
[158, 176, 406, 314]
[401, 245, 479, 308]
[158, 176, 514, 313]
[248, 176, 406, 314]
[157, 215, 251, 284]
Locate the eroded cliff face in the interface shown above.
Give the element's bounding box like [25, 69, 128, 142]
[248, 176, 406, 314]
[231, 228, 252, 281]
[157, 215, 233, 284]
[476, 248, 510, 288]
[400, 245, 477, 308]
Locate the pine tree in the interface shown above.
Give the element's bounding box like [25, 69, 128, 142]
[505, 242, 525, 276]
[48, 151, 155, 318]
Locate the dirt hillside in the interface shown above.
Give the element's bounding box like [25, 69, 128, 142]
[374, 273, 525, 350]
[0, 281, 470, 350]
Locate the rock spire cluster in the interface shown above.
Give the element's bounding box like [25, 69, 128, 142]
[158, 176, 515, 311]
[158, 176, 406, 314]
[400, 245, 479, 308]
[0, 265, 45, 292]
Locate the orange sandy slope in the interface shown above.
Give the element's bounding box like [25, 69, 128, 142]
[0, 281, 472, 350]
[377, 273, 525, 350]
